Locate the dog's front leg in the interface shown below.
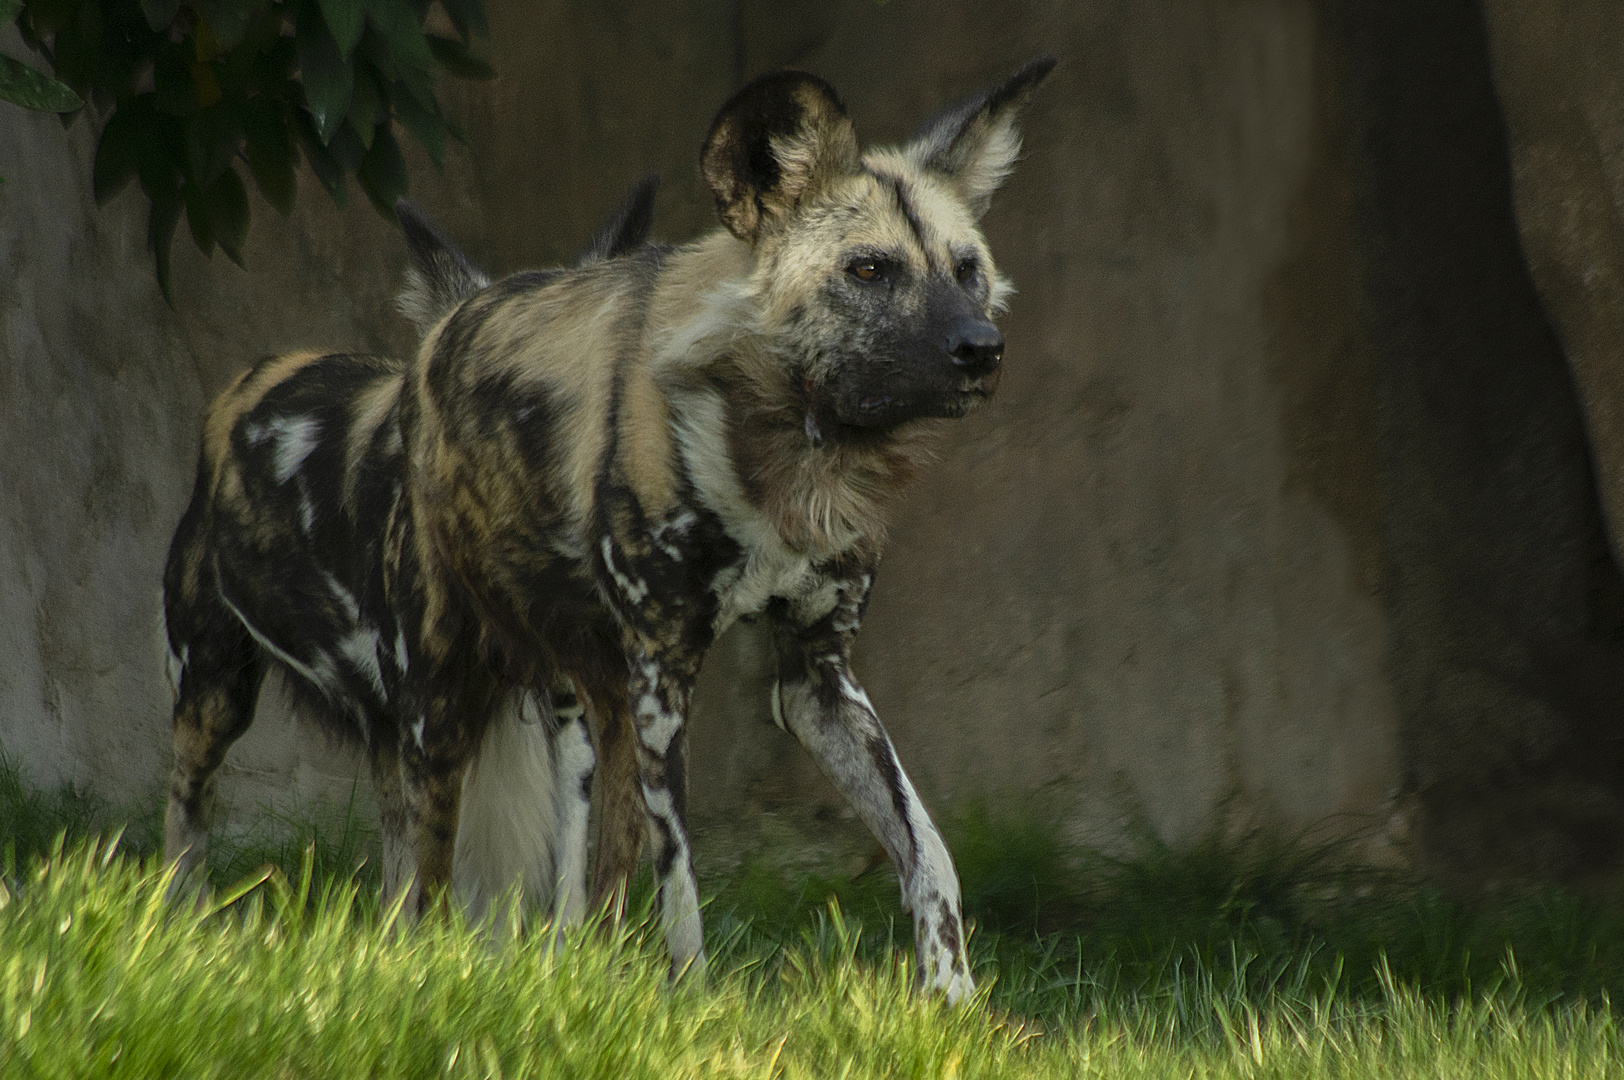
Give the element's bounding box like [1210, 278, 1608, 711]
[625, 647, 706, 981]
[770, 590, 975, 1003]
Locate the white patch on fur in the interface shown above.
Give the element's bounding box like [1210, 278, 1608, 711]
[631, 656, 683, 753]
[219, 590, 340, 697]
[651, 508, 697, 561]
[599, 537, 649, 604]
[323, 572, 361, 622]
[651, 277, 757, 370]
[299, 490, 318, 536]
[392, 630, 409, 676]
[669, 387, 845, 634]
[258, 415, 322, 484]
[637, 698, 681, 754]
[640, 788, 706, 977]
[453, 690, 558, 933]
[549, 708, 594, 928]
[411, 715, 426, 750]
[338, 627, 387, 701]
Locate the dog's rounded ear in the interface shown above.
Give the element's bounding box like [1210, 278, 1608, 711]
[701, 71, 859, 243]
[906, 56, 1057, 219]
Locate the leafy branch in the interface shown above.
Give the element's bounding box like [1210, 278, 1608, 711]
[3, 0, 492, 300]
[0, 0, 83, 177]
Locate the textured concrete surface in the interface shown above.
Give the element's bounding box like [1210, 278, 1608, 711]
[3, 1, 1622, 886]
[0, 19, 481, 827]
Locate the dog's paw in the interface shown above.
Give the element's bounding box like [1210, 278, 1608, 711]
[920, 946, 976, 1005]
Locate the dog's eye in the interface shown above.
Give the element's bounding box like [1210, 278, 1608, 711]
[954, 258, 978, 284]
[848, 259, 882, 282]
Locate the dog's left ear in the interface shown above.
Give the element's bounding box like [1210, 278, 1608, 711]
[702, 71, 859, 243]
[906, 55, 1057, 218]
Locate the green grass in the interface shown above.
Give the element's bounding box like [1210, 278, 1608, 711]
[5, 753, 1624, 1076]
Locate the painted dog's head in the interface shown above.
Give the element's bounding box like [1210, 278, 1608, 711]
[701, 58, 1054, 444]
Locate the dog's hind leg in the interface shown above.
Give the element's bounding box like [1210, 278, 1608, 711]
[399, 673, 502, 918]
[588, 688, 647, 920]
[368, 730, 414, 910]
[163, 603, 265, 897]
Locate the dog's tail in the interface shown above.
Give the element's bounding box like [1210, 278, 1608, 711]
[395, 200, 490, 333]
[452, 689, 558, 932]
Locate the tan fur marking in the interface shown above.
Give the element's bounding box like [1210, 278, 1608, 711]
[344, 371, 406, 507]
[201, 351, 326, 483]
[618, 365, 677, 518]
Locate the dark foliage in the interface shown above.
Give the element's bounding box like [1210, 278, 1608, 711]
[5, 0, 491, 300]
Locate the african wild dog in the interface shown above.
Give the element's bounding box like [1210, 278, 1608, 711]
[161, 176, 660, 928]
[162, 58, 1053, 1002]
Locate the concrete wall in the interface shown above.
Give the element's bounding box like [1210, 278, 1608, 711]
[4, 0, 1621, 887]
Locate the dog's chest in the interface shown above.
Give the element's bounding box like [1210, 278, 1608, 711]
[708, 535, 833, 636]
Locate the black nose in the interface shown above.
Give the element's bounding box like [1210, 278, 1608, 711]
[944, 318, 1004, 376]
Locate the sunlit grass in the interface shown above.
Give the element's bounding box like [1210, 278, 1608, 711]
[3, 838, 1622, 1078]
[5, 752, 1624, 1075]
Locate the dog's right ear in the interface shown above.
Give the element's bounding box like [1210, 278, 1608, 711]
[395, 199, 491, 333]
[575, 173, 661, 265]
[701, 71, 859, 243]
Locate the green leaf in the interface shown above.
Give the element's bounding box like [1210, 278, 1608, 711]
[138, 0, 180, 32]
[135, 106, 185, 200]
[362, 0, 431, 73]
[183, 177, 216, 258]
[206, 166, 250, 265]
[295, 1, 352, 143]
[193, 0, 256, 51]
[425, 34, 491, 80]
[317, 0, 363, 58]
[92, 102, 143, 205]
[355, 120, 404, 221]
[148, 191, 183, 304]
[186, 101, 243, 187]
[356, 24, 394, 81]
[391, 85, 441, 165]
[294, 107, 347, 205]
[21, 0, 83, 37]
[152, 44, 197, 115]
[183, 166, 250, 265]
[0, 53, 83, 112]
[0, 0, 23, 24]
[435, 0, 486, 39]
[346, 63, 379, 146]
[326, 117, 366, 173]
[244, 98, 296, 214]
